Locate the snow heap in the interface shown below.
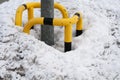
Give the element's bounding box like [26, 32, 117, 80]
[0, 0, 120, 80]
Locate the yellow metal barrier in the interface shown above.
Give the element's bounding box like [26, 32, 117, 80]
[23, 12, 82, 52]
[76, 12, 83, 36]
[15, 2, 68, 26]
[15, 2, 83, 52]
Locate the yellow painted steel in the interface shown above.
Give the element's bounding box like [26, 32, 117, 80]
[23, 14, 81, 42]
[54, 3, 68, 18]
[27, 2, 68, 19]
[53, 15, 78, 26]
[15, 5, 26, 26]
[15, 2, 68, 26]
[15, 2, 83, 44]
[65, 24, 72, 42]
[28, 8, 34, 20]
[23, 17, 44, 34]
[76, 12, 83, 31]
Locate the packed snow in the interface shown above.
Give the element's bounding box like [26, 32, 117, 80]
[0, 0, 120, 80]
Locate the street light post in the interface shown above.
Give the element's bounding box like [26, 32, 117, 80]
[41, 0, 54, 45]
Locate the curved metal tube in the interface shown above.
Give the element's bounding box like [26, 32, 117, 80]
[23, 13, 82, 52]
[15, 2, 69, 26]
[15, 2, 83, 52]
[23, 13, 80, 41]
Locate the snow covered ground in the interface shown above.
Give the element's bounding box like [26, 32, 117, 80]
[0, 0, 120, 80]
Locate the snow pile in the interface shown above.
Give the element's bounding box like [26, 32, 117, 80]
[0, 0, 120, 80]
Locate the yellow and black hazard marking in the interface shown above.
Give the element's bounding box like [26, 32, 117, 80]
[15, 2, 83, 52]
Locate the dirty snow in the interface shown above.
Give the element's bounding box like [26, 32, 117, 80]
[0, 0, 120, 80]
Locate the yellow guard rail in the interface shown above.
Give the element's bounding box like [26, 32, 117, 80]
[23, 12, 82, 52]
[15, 2, 68, 26]
[15, 2, 83, 52]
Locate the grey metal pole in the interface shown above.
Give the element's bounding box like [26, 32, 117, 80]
[0, 0, 8, 4]
[41, 0, 54, 45]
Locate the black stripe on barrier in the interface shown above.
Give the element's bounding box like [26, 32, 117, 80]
[22, 4, 27, 9]
[65, 42, 71, 52]
[44, 18, 53, 25]
[76, 30, 83, 36]
[74, 13, 80, 18]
